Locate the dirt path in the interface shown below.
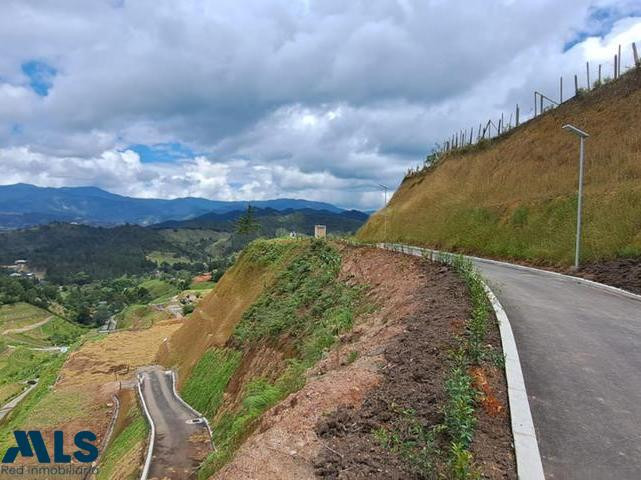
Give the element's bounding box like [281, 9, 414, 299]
[2, 315, 52, 334]
[138, 366, 212, 480]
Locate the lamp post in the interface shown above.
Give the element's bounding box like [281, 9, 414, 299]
[378, 183, 389, 240]
[562, 124, 589, 269]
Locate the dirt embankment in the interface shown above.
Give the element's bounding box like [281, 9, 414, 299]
[212, 246, 515, 479]
[574, 259, 641, 295]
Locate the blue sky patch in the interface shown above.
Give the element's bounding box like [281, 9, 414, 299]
[127, 142, 197, 163]
[21, 60, 57, 96]
[564, 5, 641, 51]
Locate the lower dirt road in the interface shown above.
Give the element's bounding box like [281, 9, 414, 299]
[474, 259, 641, 480]
[138, 366, 212, 480]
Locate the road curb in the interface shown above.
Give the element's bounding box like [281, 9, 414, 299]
[137, 374, 156, 480]
[168, 370, 216, 451]
[378, 243, 545, 480]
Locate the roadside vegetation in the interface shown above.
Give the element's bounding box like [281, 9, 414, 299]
[178, 238, 367, 478]
[369, 255, 498, 479]
[358, 69, 641, 265]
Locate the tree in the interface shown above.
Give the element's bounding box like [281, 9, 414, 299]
[235, 205, 261, 235]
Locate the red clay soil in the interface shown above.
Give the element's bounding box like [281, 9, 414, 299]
[314, 255, 516, 479]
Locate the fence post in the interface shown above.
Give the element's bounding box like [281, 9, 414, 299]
[574, 74, 579, 95]
[614, 54, 618, 78]
[586, 61, 590, 90]
[560, 77, 563, 103]
[469, 127, 473, 145]
[516, 104, 520, 127]
[540, 94, 543, 113]
[534, 91, 537, 116]
[618, 44, 622, 74]
[598, 64, 602, 84]
[633, 42, 640, 67]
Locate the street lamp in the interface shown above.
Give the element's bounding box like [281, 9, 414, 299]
[377, 183, 389, 240]
[562, 124, 589, 269]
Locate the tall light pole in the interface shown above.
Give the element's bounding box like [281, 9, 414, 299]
[562, 124, 589, 269]
[378, 183, 389, 240]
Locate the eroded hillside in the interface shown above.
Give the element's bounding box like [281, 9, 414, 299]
[162, 239, 515, 479]
[359, 68, 641, 265]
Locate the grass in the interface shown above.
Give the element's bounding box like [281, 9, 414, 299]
[189, 281, 217, 290]
[146, 251, 191, 265]
[0, 303, 49, 331]
[0, 353, 66, 453]
[186, 239, 365, 478]
[116, 304, 167, 330]
[358, 69, 641, 265]
[140, 278, 178, 300]
[181, 348, 242, 418]
[97, 401, 148, 480]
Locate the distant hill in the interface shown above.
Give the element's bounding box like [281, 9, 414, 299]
[152, 207, 369, 236]
[0, 183, 344, 229]
[0, 223, 188, 283]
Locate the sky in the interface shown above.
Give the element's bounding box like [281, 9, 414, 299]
[0, 1, 640, 210]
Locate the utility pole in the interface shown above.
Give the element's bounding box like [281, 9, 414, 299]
[562, 124, 589, 269]
[378, 183, 389, 240]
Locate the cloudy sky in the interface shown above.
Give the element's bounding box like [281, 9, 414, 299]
[1, 0, 640, 209]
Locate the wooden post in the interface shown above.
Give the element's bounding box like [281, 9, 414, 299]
[618, 44, 622, 74]
[469, 127, 473, 145]
[586, 61, 590, 90]
[477, 123, 482, 141]
[633, 42, 640, 67]
[560, 77, 563, 103]
[500, 113, 503, 134]
[614, 54, 618, 79]
[516, 104, 520, 127]
[598, 64, 602, 84]
[574, 74, 579, 95]
[534, 92, 537, 116]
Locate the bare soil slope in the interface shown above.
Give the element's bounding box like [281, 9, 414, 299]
[211, 247, 515, 479]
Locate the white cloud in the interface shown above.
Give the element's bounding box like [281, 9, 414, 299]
[0, 0, 640, 209]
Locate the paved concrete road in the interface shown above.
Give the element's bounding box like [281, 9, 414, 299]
[474, 259, 641, 480]
[138, 367, 212, 480]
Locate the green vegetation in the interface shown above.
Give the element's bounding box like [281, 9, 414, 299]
[116, 304, 165, 330]
[181, 348, 242, 418]
[139, 279, 178, 301]
[189, 281, 216, 291]
[0, 353, 66, 453]
[374, 406, 440, 476]
[373, 256, 490, 479]
[0, 302, 49, 330]
[185, 239, 366, 478]
[359, 69, 641, 264]
[97, 403, 148, 480]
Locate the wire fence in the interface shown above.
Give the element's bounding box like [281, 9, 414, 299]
[404, 41, 641, 179]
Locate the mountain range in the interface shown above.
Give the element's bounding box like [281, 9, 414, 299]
[0, 183, 347, 229]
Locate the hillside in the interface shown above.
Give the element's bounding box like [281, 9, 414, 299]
[154, 239, 514, 479]
[358, 68, 641, 266]
[152, 207, 368, 236]
[0, 183, 344, 229]
[0, 223, 187, 282]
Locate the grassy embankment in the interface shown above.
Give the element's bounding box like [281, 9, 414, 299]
[169, 238, 366, 478]
[359, 68, 641, 265]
